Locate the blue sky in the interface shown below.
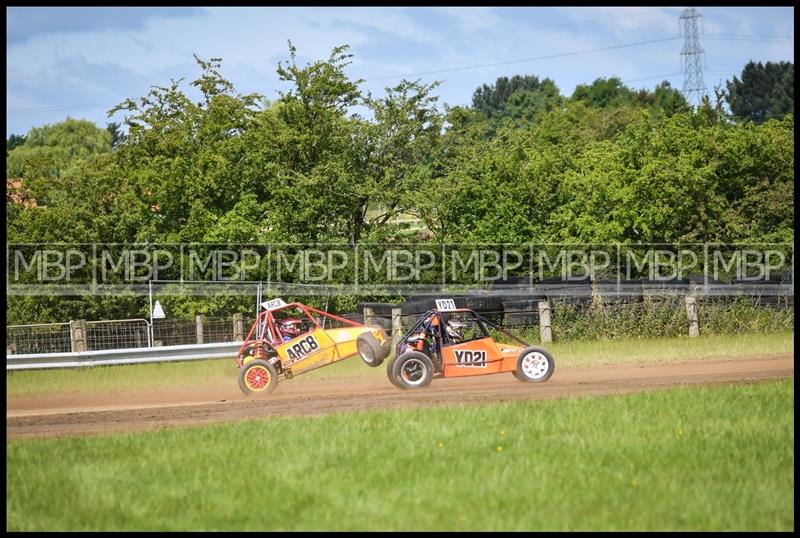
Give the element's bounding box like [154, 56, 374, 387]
[6, 6, 794, 137]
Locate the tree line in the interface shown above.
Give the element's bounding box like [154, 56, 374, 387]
[5, 45, 794, 323]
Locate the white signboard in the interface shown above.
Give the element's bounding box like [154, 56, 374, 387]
[435, 298, 457, 311]
[152, 300, 165, 319]
[261, 298, 288, 311]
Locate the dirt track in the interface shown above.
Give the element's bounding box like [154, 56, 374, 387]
[6, 353, 794, 439]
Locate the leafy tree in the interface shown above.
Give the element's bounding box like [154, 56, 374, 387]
[572, 76, 635, 108]
[573, 77, 688, 118]
[108, 54, 264, 242]
[725, 60, 794, 124]
[254, 42, 446, 245]
[411, 104, 793, 245]
[273, 41, 362, 172]
[257, 41, 364, 242]
[502, 81, 563, 123]
[6, 118, 112, 208]
[353, 79, 444, 243]
[24, 117, 112, 155]
[634, 81, 691, 117]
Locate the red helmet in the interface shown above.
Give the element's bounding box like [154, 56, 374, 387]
[278, 318, 302, 338]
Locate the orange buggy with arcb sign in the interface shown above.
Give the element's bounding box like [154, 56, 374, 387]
[236, 298, 390, 395]
[387, 299, 555, 389]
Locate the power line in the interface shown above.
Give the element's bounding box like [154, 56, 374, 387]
[9, 36, 683, 114]
[704, 34, 793, 42]
[6, 33, 790, 115]
[7, 102, 119, 115]
[365, 36, 682, 82]
[622, 72, 683, 84]
[8, 33, 786, 86]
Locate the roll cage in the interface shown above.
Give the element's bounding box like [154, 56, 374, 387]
[237, 302, 364, 367]
[395, 308, 530, 357]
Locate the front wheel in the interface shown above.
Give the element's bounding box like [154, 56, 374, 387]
[238, 359, 279, 395]
[389, 351, 434, 389]
[514, 347, 555, 383]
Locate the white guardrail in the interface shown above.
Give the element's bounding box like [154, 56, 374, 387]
[6, 342, 242, 371]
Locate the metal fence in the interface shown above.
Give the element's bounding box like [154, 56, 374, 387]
[7, 315, 253, 356]
[385, 293, 794, 343]
[6, 290, 794, 359]
[86, 319, 150, 351]
[7, 342, 243, 370]
[5, 296, 795, 371]
[6, 323, 72, 355]
[152, 317, 242, 347]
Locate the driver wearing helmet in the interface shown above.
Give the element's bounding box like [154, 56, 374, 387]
[445, 318, 466, 343]
[278, 318, 302, 342]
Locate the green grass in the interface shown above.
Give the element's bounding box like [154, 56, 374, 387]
[6, 331, 793, 398]
[6, 380, 794, 531]
[545, 330, 793, 367]
[6, 357, 237, 398]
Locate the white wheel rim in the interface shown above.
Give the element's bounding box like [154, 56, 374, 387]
[400, 358, 427, 386]
[358, 340, 373, 363]
[521, 352, 550, 379]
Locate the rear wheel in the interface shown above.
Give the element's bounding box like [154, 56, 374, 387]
[514, 347, 555, 383]
[238, 359, 278, 395]
[357, 332, 388, 367]
[389, 351, 434, 389]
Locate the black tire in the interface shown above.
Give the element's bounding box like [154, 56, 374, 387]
[357, 331, 389, 367]
[514, 346, 555, 383]
[387, 356, 402, 388]
[238, 359, 279, 395]
[389, 351, 434, 389]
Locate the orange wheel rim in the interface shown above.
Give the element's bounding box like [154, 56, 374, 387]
[245, 365, 271, 391]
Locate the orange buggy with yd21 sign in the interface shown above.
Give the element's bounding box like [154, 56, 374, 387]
[387, 299, 555, 389]
[236, 298, 390, 395]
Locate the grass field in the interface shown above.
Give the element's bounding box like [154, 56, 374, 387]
[6, 331, 794, 397]
[6, 379, 794, 531]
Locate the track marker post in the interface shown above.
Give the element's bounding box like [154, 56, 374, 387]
[196, 315, 204, 344]
[685, 295, 700, 337]
[233, 313, 244, 341]
[391, 308, 402, 348]
[538, 300, 552, 343]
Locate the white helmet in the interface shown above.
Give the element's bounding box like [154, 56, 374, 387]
[446, 319, 466, 340]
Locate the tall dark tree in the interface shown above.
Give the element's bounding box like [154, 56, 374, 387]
[725, 61, 794, 124]
[471, 75, 553, 118]
[6, 133, 27, 152]
[106, 122, 127, 149]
